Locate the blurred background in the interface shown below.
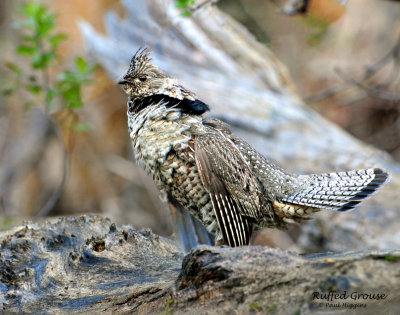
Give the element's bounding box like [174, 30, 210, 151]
[0, 0, 399, 251]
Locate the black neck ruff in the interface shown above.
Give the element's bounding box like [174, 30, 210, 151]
[129, 94, 210, 115]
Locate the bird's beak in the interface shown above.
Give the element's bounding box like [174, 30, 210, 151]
[118, 79, 128, 85]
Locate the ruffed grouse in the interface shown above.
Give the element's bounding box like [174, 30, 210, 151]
[118, 49, 389, 247]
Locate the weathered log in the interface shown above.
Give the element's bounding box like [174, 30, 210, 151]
[1, 216, 399, 314]
[78, 0, 400, 252]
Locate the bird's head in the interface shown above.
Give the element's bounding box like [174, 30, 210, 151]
[119, 48, 210, 115]
[118, 48, 174, 99]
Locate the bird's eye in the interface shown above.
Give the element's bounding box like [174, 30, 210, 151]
[138, 75, 147, 82]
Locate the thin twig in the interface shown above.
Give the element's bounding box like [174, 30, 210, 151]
[363, 34, 400, 79]
[37, 37, 51, 114]
[304, 82, 349, 103]
[34, 119, 68, 219]
[190, 0, 218, 13]
[336, 68, 400, 102]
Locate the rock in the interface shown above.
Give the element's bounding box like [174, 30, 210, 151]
[1, 216, 399, 314]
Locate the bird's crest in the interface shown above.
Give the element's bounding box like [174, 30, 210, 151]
[127, 47, 152, 77]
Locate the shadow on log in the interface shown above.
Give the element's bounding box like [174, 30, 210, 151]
[1, 216, 399, 314]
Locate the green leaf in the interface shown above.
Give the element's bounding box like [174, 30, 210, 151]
[32, 51, 56, 68]
[68, 97, 83, 108]
[75, 57, 87, 73]
[73, 122, 91, 131]
[11, 2, 96, 113]
[32, 53, 44, 68]
[5, 62, 22, 75]
[36, 12, 55, 37]
[175, 0, 194, 8]
[22, 2, 42, 18]
[21, 2, 55, 37]
[56, 74, 83, 108]
[180, 10, 191, 16]
[26, 83, 41, 94]
[383, 255, 400, 262]
[303, 14, 330, 45]
[49, 33, 67, 48]
[45, 88, 56, 107]
[17, 44, 35, 55]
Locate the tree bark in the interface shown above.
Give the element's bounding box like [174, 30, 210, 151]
[1, 216, 399, 314]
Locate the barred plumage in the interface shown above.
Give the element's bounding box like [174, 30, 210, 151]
[119, 49, 390, 247]
[284, 168, 389, 211]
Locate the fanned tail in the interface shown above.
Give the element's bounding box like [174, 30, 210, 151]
[283, 168, 390, 212]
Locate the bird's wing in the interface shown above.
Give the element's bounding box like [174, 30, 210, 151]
[194, 126, 259, 246]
